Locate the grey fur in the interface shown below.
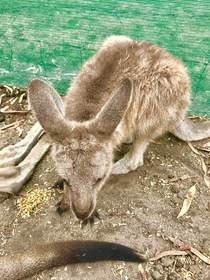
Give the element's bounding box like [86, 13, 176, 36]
[28, 36, 210, 221]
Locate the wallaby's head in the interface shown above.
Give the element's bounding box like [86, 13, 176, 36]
[28, 78, 132, 221]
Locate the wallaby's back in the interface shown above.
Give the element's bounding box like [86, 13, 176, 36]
[65, 36, 190, 143]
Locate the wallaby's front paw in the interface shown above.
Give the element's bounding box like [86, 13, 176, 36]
[52, 180, 64, 189]
[111, 156, 143, 175]
[81, 210, 101, 228]
[55, 201, 69, 215]
[111, 159, 132, 174]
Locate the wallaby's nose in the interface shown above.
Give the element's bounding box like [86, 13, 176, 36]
[72, 202, 93, 221]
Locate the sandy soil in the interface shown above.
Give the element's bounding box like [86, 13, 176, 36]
[0, 86, 210, 280]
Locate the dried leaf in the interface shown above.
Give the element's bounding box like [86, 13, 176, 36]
[204, 173, 210, 189]
[177, 185, 196, 218]
[201, 158, 208, 173]
[204, 141, 210, 148]
[138, 264, 148, 280]
[187, 142, 201, 155]
[201, 158, 210, 189]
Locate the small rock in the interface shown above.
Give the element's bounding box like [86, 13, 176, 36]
[0, 113, 5, 122]
[0, 192, 10, 202]
[156, 264, 164, 274]
[151, 270, 163, 280]
[168, 272, 179, 280]
[161, 257, 174, 267]
[176, 257, 186, 268]
[189, 264, 200, 274]
[170, 185, 179, 194]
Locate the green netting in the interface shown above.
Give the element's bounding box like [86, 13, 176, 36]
[0, 0, 209, 115]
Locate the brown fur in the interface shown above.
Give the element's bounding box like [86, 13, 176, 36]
[0, 240, 145, 280]
[28, 36, 210, 221]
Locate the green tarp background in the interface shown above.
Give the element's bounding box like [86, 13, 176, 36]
[0, 0, 209, 115]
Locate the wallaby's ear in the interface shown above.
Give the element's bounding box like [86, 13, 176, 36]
[91, 78, 132, 136]
[28, 78, 70, 140]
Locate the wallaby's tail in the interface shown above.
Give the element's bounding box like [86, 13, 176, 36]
[170, 116, 210, 141]
[0, 240, 146, 280]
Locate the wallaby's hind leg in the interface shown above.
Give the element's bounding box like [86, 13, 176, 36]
[170, 116, 210, 141]
[111, 141, 148, 174]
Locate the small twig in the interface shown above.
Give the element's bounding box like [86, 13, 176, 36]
[0, 94, 6, 105]
[187, 141, 201, 156]
[149, 250, 188, 262]
[0, 110, 29, 114]
[1, 96, 18, 112]
[3, 85, 13, 93]
[190, 247, 210, 265]
[167, 236, 210, 265]
[197, 147, 210, 153]
[19, 93, 26, 103]
[0, 120, 23, 131]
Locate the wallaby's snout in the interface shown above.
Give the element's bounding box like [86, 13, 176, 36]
[72, 198, 93, 220]
[66, 183, 96, 220]
[73, 206, 92, 221]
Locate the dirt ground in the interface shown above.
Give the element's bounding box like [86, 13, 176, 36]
[0, 86, 210, 280]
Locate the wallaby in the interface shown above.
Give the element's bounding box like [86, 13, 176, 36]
[0, 240, 145, 280]
[28, 35, 210, 222]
